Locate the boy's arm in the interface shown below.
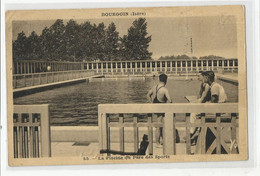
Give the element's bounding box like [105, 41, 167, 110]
[165, 89, 172, 103]
[198, 84, 210, 103]
[211, 95, 219, 103]
[210, 84, 219, 103]
[147, 89, 153, 103]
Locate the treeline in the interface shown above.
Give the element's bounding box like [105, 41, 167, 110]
[13, 18, 152, 62]
[159, 55, 228, 60]
[159, 55, 198, 60]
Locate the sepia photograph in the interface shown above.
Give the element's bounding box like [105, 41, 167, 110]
[5, 6, 247, 166]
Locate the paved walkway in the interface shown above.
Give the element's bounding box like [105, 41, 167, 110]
[215, 73, 238, 83]
[50, 127, 195, 157]
[51, 142, 192, 157]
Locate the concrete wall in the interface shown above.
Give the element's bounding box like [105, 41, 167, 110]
[51, 126, 161, 143]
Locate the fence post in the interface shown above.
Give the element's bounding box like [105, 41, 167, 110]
[163, 113, 175, 155]
[39, 74, 41, 85]
[40, 105, 51, 157]
[231, 113, 238, 154]
[133, 116, 139, 153]
[119, 114, 124, 152]
[23, 75, 26, 87]
[13, 76, 17, 88]
[216, 114, 221, 154]
[99, 112, 109, 151]
[32, 74, 34, 86]
[200, 113, 206, 154]
[148, 115, 153, 155]
[185, 113, 191, 154]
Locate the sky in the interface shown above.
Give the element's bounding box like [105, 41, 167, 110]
[12, 16, 237, 59]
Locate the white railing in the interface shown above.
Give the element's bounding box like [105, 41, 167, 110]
[13, 70, 95, 89]
[98, 103, 238, 155]
[13, 105, 51, 158]
[14, 59, 238, 74]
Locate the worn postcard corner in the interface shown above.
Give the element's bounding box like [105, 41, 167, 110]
[6, 5, 247, 166]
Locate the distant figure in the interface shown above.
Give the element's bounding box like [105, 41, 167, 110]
[152, 74, 155, 80]
[147, 74, 172, 147]
[47, 66, 51, 72]
[206, 71, 227, 103]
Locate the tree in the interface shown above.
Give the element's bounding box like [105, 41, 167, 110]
[199, 55, 224, 60]
[13, 31, 28, 60]
[27, 31, 41, 59]
[41, 19, 65, 61]
[104, 22, 119, 61]
[40, 27, 52, 59]
[13, 19, 124, 62]
[121, 18, 152, 60]
[64, 19, 82, 61]
[176, 54, 190, 60]
[159, 55, 176, 60]
[80, 21, 94, 61]
[93, 23, 106, 61]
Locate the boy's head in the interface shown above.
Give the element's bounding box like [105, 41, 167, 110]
[206, 71, 215, 84]
[159, 74, 168, 84]
[199, 71, 207, 82]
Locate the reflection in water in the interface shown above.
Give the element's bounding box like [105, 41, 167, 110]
[14, 78, 238, 126]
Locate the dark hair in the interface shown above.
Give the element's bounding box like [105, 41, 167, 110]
[206, 71, 215, 82]
[159, 74, 168, 84]
[200, 71, 207, 76]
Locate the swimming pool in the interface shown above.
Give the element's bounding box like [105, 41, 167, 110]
[14, 77, 238, 126]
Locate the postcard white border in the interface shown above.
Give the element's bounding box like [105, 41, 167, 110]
[1, 0, 259, 175]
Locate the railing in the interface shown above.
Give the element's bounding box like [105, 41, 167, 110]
[13, 105, 51, 158]
[98, 103, 238, 155]
[13, 70, 95, 89]
[96, 66, 238, 75]
[13, 60, 84, 74]
[14, 59, 238, 75]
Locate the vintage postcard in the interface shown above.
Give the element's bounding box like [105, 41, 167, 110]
[6, 6, 247, 166]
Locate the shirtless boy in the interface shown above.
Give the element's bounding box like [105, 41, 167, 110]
[147, 74, 172, 147]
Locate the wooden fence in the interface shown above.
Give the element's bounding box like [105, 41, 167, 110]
[98, 103, 239, 155]
[13, 105, 51, 158]
[13, 70, 95, 89]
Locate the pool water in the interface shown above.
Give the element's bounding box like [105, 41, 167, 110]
[14, 77, 238, 126]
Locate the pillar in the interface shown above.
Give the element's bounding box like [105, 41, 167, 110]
[181, 61, 183, 72]
[101, 62, 104, 74]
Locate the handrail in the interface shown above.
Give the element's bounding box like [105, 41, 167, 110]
[14, 58, 238, 64]
[98, 103, 238, 114]
[13, 59, 238, 75]
[13, 69, 94, 77]
[98, 103, 239, 155]
[13, 104, 51, 158]
[13, 70, 95, 89]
